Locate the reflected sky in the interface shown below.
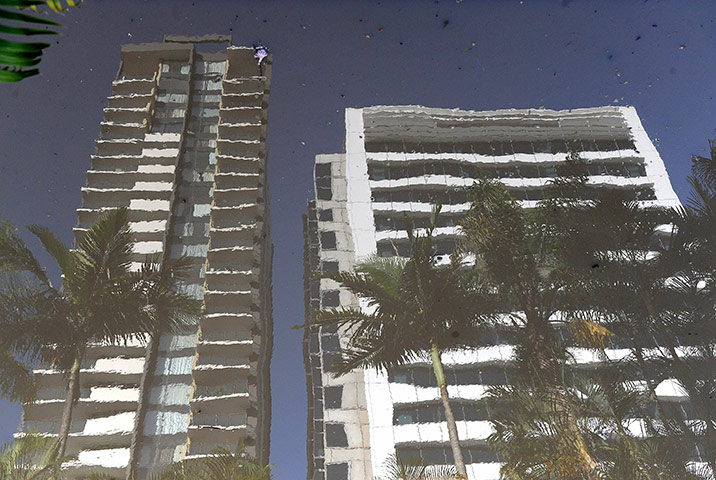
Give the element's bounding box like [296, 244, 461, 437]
[0, 1, 714, 478]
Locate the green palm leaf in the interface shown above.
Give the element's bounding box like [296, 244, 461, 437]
[0, 208, 202, 463]
[25, 225, 72, 276]
[377, 453, 458, 480]
[0, 0, 79, 82]
[0, 6, 59, 26]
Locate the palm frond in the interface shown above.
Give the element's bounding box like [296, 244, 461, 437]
[25, 225, 72, 277]
[376, 453, 458, 480]
[73, 207, 134, 300]
[32, 0, 80, 13]
[0, 228, 50, 287]
[691, 137, 716, 188]
[0, 0, 68, 82]
[567, 318, 613, 349]
[0, 348, 36, 403]
[0, 434, 69, 480]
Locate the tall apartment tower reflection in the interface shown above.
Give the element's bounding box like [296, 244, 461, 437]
[16, 36, 273, 479]
[303, 106, 679, 480]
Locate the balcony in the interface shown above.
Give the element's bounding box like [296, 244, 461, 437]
[102, 107, 150, 125]
[90, 154, 176, 171]
[222, 77, 265, 94]
[216, 138, 262, 158]
[197, 340, 257, 358]
[22, 398, 137, 419]
[220, 92, 262, 108]
[213, 172, 261, 188]
[190, 392, 253, 414]
[85, 170, 175, 186]
[94, 139, 143, 156]
[206, 244, 259, 265]
[111, 77, 156, 95]
[99, 122, 146, 139]
[107, 93, 154, 109]
[202, 313, 257, 332]
[188, 424, 251, 445]
[212, 187, 260, 207]
[215, 156, 263, 175]
[192, 364, 253, 386]
[219, 106, 262, 124]
[193, 380, 249, 399]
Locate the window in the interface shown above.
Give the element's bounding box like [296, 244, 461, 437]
[318, 209, 333, 221]
[626, 163, 646, 177]
[395, 413, 414, 425]
[323, 352, 342, 373]
[635, 187, 656, 200]
[320, 231, 337, 250]
[313, 433, 324, 457]
[315, 163, 332, 178]
[324, 386, 343, 409]
[325, 463, 349, 480]
[325, 424, 348, 447]
[370, 165, 388, 180]
[315, 176, 332, 189]
[396, 445, 499, 466]
[321, 290, 340, 308]
[322, 261, 339, 273]
[321, 334, 341, 352]
[317, 183, 332, 200]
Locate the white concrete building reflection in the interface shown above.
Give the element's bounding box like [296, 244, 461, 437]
[302, 106, 679, 480]
[16, 36, 273, 479]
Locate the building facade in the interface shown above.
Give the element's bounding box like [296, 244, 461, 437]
[303, 105, 680, 480]
[16, 36, 273, 479]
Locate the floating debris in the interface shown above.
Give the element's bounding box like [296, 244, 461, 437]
[253, 45, 268, 66]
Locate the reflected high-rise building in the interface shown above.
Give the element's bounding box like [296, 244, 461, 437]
[302, 106, 679, 480]
[16, 36, 273, 479]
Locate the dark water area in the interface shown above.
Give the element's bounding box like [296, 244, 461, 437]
[0, 1, 715, 479]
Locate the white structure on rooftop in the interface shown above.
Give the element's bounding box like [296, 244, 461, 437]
[16, 36, 273, 480]
[302, 105, 680, 480]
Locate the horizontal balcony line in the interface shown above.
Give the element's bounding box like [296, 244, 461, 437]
[205, 270, 253, 277]
[220, 106, 262, 111]
[366, 149, 642, 163]
[99, 121, 145, 128]
[85, 170, 175, 178]
[112, 78, 155, 84]
[190, 392, 252, 403]
[107, 93, 153, 99]
[193, 364, 252, 373]
[188, 425, 250, 432]
[222, 92, 262, 97]
[218, 121, 262, 127]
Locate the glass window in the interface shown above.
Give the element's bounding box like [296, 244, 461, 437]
[321, 261, 339, 273]
[395, 413, 414, 425]
[320, 231, 337, 250]
[324, 386, 343, 409]
[519, 165, 539, 177]
[318, 209, 333, 221]
[543, 165, 557, 177]
[408, 164, 425, 177]
[371, 165, 387, 180]
[315, 163, 332, 178]
[325, 463, 349, 480]
[321, 290, 340, 308]
[444, 163, 462, 177]
[325, 424, 348, 447]
[392, 166, 408, 178]
[626, 163, 646, 177]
